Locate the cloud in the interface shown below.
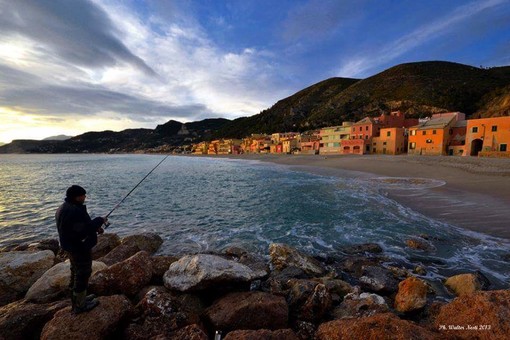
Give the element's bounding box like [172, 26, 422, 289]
[0, 0, 156, 76]
[335, 0, 507, 77]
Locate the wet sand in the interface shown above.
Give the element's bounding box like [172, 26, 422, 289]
[220, 154, 510, 240]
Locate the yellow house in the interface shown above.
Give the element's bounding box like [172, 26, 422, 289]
[192, 141, 209, 155]
[207, 140, 220, 155]
[217, 139, 242, 154]
[282, 136, 300, 154]
[319, 122, 353, 155]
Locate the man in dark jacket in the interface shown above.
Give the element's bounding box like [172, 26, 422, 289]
[56, 185, 107, 314]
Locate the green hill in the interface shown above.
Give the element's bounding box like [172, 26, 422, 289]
[218, 61, 510, 136]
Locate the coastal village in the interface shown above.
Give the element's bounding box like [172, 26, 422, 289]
[189, 112, 510, 158]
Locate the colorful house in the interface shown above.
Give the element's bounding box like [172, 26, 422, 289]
[465, 116, 510, 157]
[282, 136, 300, 154]
[207, 140, 220, 155]
[408, 112, 465, 156]
[192, 141, 209, 155]
[371, 127, 407, 155]
[217, 139, 242, 155]
[319, 122, 353, 154]
[300, 133, 320, 154]
[271, 132, 299, 144]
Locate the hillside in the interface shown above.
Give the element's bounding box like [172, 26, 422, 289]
[474, 84, 510, 118]
[218, 61, 510, 136]
[215, 77, 360, 138]
[0, 118, 230, 153]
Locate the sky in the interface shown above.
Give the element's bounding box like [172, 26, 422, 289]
[1, 0, 509, 143]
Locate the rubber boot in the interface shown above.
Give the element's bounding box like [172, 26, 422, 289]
[69, 288, 96, 302]
[72, 290, 99, 314]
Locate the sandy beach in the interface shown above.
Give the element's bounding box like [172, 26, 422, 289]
[219, 154, 510, 240]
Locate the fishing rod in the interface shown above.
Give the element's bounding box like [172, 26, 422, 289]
[103, 155, 169, 229]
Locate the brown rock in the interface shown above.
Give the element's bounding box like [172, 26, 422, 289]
[359, 266, 399, 294]
[435, 290, 510, 340]
[150, 255, 179, 284]
[97, 243, 140, 266]
[269, 243, 325, 276]
[287, 279, 332, 322]
[122, 233, 163, 253]
[394, 277, 428, 313]
[89, 251, 153, 296]
[316, 313, 438, 340]
[406, 238, 432, 251]
[444, 273, 482, 296]
[0, 250, 55, 306]
[0, 300, 69, 340]
[41, 295, 133, 340]
[91, 233, 121, 260]
[169, 324, 208, 340]
[224, 329, 299, 340]
[332, 291, 389, 319]
[204, 291, 288, 332]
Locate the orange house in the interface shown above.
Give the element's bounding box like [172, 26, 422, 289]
[372, 127, 407, 155]
[207, 140, 220, 155]
[408, 112, 465, 156]
[466, 116, 510, 157]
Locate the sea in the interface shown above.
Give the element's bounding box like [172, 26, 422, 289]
[1, 154, 509, 289]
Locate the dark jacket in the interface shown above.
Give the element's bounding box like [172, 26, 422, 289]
[56, 198, 103, 252]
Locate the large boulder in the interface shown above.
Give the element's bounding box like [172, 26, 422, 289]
[98, 233, 163, 266]
[169, 324, 208, 340]
[269, 244, 325, 276]
[224, 329, 299, 340]
[0, 250, 55, 306]
[89, 251, 153, 296]
[316, 313, 438, 340]
[0, 300, 69, 340]
[97, 243, 140, 266]
[286, 279, 332, 322]
[204, 292, 288, 332]
[25, 261, 107, 303]
[124, 287, 204, 339]
[150, 255, 179, 284]
[224, 247, 269, 278]
[435, 290, 510, 339]
[406, 238, 433, 251]
[444, 273, 482, 297]
[122, 233, 163, 253]
[332, 291, 389, 319]
[41, 295, 132, 340]
[163, 254, 265, 292]
[359, 266, 399, 294]
[394, 277, 429, 313]
[91, 233, 121, 259]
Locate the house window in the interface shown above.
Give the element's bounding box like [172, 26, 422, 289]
[433, 130, 436, 135]
[359, 127, 362, 132]
[472, 127, 478, 133]
[386, 131, 391, 137]
[383, 142, 387, 145]
[365, 126, 369, 131]
[373, 143, 377, 146]
[500, 144, 507, 152]
[334, 142, 340, 147]
[492, 126, 497, 132]
[410, 130, 416, 136]
[365, 135, 369, 139]
[409, 142, 416, 149]
[426, 139, 432, 143]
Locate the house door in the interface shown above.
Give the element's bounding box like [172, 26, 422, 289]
[470, 139, 483, 156]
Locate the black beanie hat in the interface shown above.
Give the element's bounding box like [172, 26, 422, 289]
[66, 185, 86, 198]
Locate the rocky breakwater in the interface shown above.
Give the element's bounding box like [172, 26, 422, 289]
[0, 234, 508, 339]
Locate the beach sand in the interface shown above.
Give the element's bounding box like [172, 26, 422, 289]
[220, 154, 510, 240]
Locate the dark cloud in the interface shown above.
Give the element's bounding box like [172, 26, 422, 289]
[0, 64, 208, 120]
[0, 0, 157, 76]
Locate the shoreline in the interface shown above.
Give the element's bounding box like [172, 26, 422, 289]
[216, 154, 510, 241]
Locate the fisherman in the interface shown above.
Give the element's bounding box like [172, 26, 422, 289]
[55, 185, 107, 314]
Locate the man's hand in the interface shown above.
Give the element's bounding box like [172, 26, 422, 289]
[97, 227, 104, 235]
